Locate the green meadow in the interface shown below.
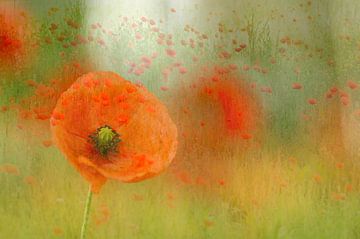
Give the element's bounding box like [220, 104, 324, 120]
[1, 0, 360, 238]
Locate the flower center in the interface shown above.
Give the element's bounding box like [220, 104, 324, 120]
[89, 125, 121, 156]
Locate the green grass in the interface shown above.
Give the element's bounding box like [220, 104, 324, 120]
[1, 115, 359, 239]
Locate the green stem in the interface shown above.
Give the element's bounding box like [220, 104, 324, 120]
[80, 185, 93, 239]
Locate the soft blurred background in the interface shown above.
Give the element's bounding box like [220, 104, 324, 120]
[1, 0, 360, 238]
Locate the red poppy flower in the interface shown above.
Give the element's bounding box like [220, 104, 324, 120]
[51, 71, 177, 193]
[0, 3, 34, 69]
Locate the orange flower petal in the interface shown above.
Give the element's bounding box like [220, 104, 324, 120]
[51, 71, 177, 192]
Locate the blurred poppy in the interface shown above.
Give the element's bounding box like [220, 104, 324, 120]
[0, 3, 35, 69]
[51, 71, 177, 193]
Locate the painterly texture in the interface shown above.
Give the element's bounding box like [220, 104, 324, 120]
[1, 0, 360, 238]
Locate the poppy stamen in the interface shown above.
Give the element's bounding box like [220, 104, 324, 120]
[89, 125, 121, 156]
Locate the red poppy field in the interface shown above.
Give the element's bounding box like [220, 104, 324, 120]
[0, 0, 360, 238]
